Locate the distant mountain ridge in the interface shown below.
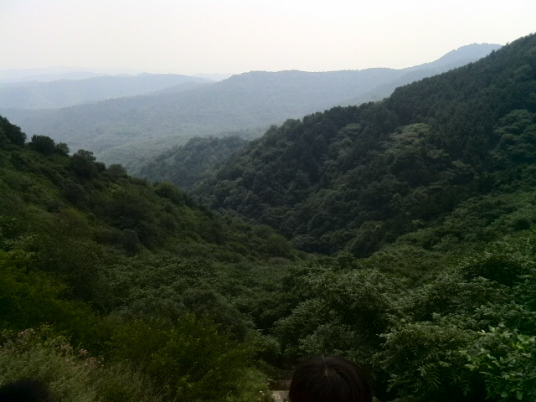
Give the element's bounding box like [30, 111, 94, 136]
[0, 43, 500, 168]
[0, 66, 144, 83]
[0, 74, 210, 109]
[346, 43, 502, 104]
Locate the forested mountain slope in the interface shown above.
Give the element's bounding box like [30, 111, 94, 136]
[191, 34, 536, 256]
[0, 74, 209, 109]
[0, 115, 302, 400]
[2, 48, 536, 401]
[1, 44, 498, 170]
[138, 135, 250, 189]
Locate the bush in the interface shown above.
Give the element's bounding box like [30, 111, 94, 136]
[374, 322, 481, 401]
[0, 249, 107, 351]
[464, 325, 536, 401]
[62, 180, 88, 205]
[0, 327, 163, 402]
[463, 254, 530, 286]
[110, 314, 265, 401]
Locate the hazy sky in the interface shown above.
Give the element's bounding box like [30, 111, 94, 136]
[1, 0, 535, 75]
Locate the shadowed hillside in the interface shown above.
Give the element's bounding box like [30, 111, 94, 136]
[190, 35, 535, 256]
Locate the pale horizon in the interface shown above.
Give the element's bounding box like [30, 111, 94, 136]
[1, 0, 535, 76]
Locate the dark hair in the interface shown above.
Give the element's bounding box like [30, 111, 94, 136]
[288, 355, 372, 402]
[0, 379, 53, 402]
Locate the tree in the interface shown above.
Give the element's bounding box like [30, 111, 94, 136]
[107, 163, 127, 178]
[29, 135, 56, 155]
[55, 142, 70, 156]
[0, 116, 26, 147]
[70, 149, 98, 179]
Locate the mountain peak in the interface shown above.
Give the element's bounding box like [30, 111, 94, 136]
[435, 43, 502, 64]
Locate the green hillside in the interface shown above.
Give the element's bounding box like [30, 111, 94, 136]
[182, 34, 536, 401]
[0, 116, 301, 401]
[192, 34, 536, 257]
[138, 135, 249, 189]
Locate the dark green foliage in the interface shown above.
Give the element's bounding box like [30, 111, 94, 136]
[106, 163, 127, 177]
[29, 135, 57, 155]
[120, 229, 141, 255]
[463, 254, 530, 286]
[70, 149, 98, 179]
[61, 180, 87, 205]
[154, 181, 187, 205]
[492, 109, 536, 165]
[464, 325, 536, 401]
[0, 116, 26, 147]
[27, 135, 69, 156]
[140, 135, 249, 189]
[0, 115, 294, 399]
[110, 314, 254, 401]
[192, 34, 536, 257]
[55, 142, 69, 155]
[375, 322, 480, 401]
[0, 250, 105, 351]
[0, 327, 167, 402]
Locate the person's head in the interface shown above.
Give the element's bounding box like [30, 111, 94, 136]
[288, 355, 372, 402]
[0, 379, 53, 402]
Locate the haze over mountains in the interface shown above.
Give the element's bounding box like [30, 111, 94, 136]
[0, 67, 109, 83]
[0, 43, 500, 170]
[0, 74, 210, 109]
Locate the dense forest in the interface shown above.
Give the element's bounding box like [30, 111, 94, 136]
[190, 34, 536, 257]
[0, 115, 302, 401]
[138, 136, 249, 189]
[1, 33, 536, 401]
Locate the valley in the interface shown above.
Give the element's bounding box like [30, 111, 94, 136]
[1, 34, 535, 401]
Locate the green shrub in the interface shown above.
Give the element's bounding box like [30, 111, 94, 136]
[110, 314, 264, 401]
[374, 322, 480, 401]
[0, 327, 163, 402]
[464, 325, 536, 401]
